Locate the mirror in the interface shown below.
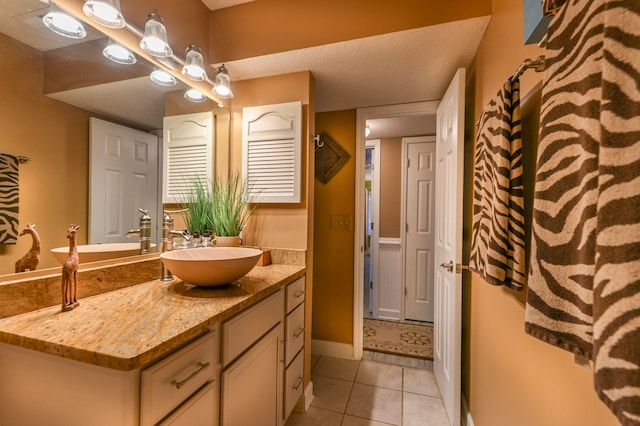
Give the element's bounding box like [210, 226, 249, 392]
[0, 0, 229, 275]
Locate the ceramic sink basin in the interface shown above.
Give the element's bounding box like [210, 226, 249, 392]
[50, 243, 156, 264]
[160, 247, 263, 287]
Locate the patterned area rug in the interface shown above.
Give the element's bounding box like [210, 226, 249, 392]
[363, 318, 433, 360]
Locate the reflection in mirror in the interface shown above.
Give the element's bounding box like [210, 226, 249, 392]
[0, 0, 229, 276]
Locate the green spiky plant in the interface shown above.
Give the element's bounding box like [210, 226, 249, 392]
[179, 176, 214, 235]
[211, 173, 255, 237]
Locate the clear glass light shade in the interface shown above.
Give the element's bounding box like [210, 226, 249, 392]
[149, 69, 177, 86]
[42, 7, 86, 39]
[181, 43, 207, 81]
[184, 88, 207, 103]
[103, 39, 136, 65]
[140, 10, 172, 58]
[213, 65, 233, 99]
[82, 0, 125, 29]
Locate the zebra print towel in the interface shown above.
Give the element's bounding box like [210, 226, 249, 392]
[525, 1, 640, 424]
[0, 154, 19, 244]
[469, 79, 526, 290]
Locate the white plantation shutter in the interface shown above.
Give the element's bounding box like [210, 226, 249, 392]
[242, 101, 302, 203]
[162, 112, 214, 203]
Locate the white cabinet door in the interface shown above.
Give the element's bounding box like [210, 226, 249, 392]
[242, 101, 302, 203]
[221, 324, 284, 426]
[162, 112, 214, 204]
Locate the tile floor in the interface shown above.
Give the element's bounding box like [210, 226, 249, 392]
[286, 353, 450, 426]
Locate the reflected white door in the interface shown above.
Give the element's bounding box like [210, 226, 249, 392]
[89, 118, 158, 245]
[404, 136, 436, 322]
[434, 68, 465, 426]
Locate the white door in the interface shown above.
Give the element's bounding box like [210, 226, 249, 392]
[404, 136, 436, 322]
[434, 68, 465, 426]
[89, 118, 159, 245]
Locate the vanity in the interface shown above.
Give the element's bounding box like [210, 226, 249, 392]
[0, 253, 306, 426]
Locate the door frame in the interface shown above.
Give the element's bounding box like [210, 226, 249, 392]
[365, 139, 381, 318]
[354, 101, 438, 360]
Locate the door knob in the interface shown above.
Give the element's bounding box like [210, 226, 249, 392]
[440, 261, 454, 273]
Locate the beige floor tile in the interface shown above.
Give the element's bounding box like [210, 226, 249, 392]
[285, 406, 344, 426]
[313, 356, 360, 381]
[342, 415, 396, 425]
[355, 360, 403, 390]
[346, 383, 402, 425]
[402, 393, 450, 426]
[403, 368, 441, 398]
[310, 374, 353, 413]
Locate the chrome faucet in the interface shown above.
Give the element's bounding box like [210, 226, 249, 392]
[161, 209, 190, 281]
[126, 208, 152, 254]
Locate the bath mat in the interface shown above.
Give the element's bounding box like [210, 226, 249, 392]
[363, 318, 433, 360]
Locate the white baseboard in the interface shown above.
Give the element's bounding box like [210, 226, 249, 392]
[294, 381, 314, 413]
[311, 339, 355, 359]
[462, 395, 475, 426]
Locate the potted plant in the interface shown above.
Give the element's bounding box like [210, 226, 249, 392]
[179, 176, 214, 237]
[211, 172, 255, 246]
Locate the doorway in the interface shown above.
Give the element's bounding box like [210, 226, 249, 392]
[355, 102, 439, 360]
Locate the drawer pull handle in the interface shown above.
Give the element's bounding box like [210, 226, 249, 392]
[171, 361, 210, 390]
[294, 290, 305, 298]
[294, 327, 305, 337]
[293, 376, 304, 391]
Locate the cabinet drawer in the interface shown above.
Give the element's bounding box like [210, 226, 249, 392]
[285, 304, 304, 366]
[285, 276, 305, 314]
[222, 289, 284, 366]
[141, 330, 217, 426]
[160, 380, 218, 426]
[284, 350, 304, 421]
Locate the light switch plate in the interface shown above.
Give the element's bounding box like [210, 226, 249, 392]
[330, 215, 351, 231]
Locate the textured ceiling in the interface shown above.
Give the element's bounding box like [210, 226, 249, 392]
[221, 16, 490, 113]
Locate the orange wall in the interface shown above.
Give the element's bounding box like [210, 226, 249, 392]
[0, 34, 92, 275]
[463, 0, 619, 425]
[313, 110, 356, 344]
[379, 137, 402, 239]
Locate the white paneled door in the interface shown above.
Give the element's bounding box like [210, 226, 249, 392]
[404, 136, 436, 322]
[89, 118, 159, 245]
[434, 69, 465, 426]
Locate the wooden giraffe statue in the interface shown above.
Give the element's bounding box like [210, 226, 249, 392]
[14, 223, 41, 273]
[61, 224, 80, 312]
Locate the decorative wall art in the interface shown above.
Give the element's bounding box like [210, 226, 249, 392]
[314, 132, 351, 184]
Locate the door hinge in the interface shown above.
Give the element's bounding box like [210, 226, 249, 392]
[406, 223, 409, 233]
[370, 281, 373, 290]
[407, 158, 411, 168]
[404, 287, 407, 296]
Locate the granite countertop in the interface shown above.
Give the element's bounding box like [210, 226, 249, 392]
[0, 264, 305, 371]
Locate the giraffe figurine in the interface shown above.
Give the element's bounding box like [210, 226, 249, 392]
[61, 224, 80, 312]
[14, 223, 41, 273]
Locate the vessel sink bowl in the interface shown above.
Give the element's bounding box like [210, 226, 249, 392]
[160, 247, 263, 287]
[51, 243, 156, 264]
